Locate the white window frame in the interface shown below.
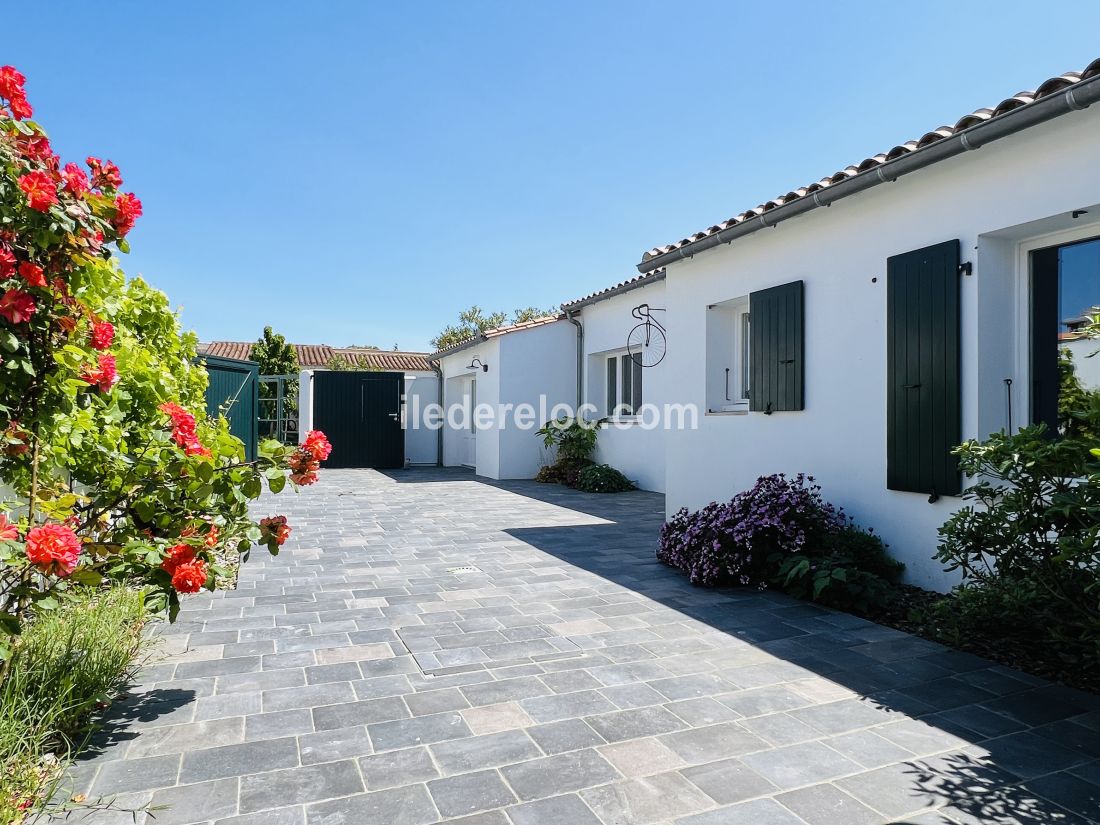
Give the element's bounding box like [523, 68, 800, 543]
[707, 296, 750, 413]
[1014, 221, 1100, 428]
[604, 350, 642, 419]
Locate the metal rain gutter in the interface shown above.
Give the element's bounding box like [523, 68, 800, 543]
[430, 361, 444, 466]
[565, 309, 583, 407]
[636, 75, 1100, 274]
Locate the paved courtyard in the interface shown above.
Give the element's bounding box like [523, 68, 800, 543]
[59, 468, 1100, 824]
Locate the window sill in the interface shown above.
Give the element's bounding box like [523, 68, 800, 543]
[601, 417, 640, 426]
[706, 408, 748, 416]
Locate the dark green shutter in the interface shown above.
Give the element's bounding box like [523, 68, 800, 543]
[886, 239, 961, 497]
[749, 280, 804, 412]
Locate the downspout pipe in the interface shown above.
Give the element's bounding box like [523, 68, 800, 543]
[430, 361, 444, 467]
[637, 76, 1100, 273]
[565, 309, 583, 411]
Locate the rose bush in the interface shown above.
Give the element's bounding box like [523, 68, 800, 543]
[0, 66, 328, 653]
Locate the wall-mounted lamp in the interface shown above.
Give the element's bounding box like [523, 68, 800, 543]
[467, 357, 488, 372]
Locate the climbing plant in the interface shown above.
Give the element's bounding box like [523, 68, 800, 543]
[0, 65, 331, 658]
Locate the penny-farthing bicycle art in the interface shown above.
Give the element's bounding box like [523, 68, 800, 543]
[627, 304, 667, 368]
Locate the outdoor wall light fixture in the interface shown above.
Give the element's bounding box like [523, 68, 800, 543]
[467, 357, 488, 372]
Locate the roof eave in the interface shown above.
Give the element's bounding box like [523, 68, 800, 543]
[428, 334, 489, 362]
[637, 73, 1100, 274]
[562, 270, 667, 311]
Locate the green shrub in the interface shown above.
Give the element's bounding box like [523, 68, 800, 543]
[937, 423, 1100, 657]
[534, 464, 563, 484]
[0, 586, 147, 820]
[772, 525, 903, 612]
[536, 416, 601, 463]
[574, 464, 635, 494]
[558, 458, 594, 488]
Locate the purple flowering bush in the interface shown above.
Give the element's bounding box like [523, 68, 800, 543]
[658, 473, 902, 610]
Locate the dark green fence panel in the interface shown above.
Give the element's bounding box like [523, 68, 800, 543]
[312, 371, 404, 469]
[197, 355, 259, 461]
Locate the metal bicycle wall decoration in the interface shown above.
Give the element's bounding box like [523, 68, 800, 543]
[627, 304, 667, 367]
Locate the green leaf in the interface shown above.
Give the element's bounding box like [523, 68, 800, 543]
[134, 499, 156, 524]
[69, 567, 105, 586]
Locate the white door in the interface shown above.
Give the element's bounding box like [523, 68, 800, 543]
[460, 378, 476, 468]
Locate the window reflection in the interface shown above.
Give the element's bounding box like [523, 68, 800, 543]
[1056, 238, 1100, 435]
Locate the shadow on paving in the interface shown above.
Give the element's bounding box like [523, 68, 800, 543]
[391, 469, 1100, 824]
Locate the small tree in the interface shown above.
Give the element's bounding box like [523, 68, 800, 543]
[250, 326, 297, 426]
[250, 326, 296, 376]
[431, 306, 559, 351]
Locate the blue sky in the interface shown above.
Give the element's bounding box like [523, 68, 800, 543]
[13, 2, 1100, 351]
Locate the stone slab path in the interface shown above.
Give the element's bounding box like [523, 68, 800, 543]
[55, 468, 1100, 824]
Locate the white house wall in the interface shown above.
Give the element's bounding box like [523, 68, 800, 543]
[660, 104, 1100, 590]
[497, 321, 576, 479]
[438, 339, 501, 477]
[579, 281, 668, 492]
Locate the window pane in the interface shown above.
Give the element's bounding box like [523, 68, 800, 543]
[606, 356, 617, 416]
[633, 357, 643, 410]
[1032, 237, 1100, 436]
[1058, 240, 1100, 426]
[621, 354, 633, 414]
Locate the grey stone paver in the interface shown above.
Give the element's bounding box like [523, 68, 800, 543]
[69, 468, 1100, 824]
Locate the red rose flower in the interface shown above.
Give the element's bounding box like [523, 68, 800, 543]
[25, 523, 81, 577]
[7, 95, 32, 120]
[171, 560, 207, 593]
[303, 430, 332, 462]
[81, 354, 119, 392]
[61, 163, 89, 197]
[288, 449, 320, 485]
[18, 171, 58, 212]
[159, 401, 211, 457]
[0, 290, 36, 324]
[86, 157, 122, 190]
[259, 515, 292, 546]
[17, 262, 46, 288]
[0, 514, 18, 542]
[161, 543, 196, 575]
[113, 192, 143, 236]
[0, 247, 15, 278]
[19, 135, 54, 164]
[0, 66, 31, 120]
[90, 321, 114, 350]
[0, 66, 25, 100]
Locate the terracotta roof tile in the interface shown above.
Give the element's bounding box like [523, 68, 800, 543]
[561, 269, 666, 310]
[197, 342, 432, 372]
[640, 58, 1100, 269]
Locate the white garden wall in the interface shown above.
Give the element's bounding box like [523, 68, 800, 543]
[659, 103, 1100, 590]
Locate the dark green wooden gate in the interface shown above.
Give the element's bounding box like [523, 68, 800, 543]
[197, 355, 259, 460]
[312, 371, 405, 469]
